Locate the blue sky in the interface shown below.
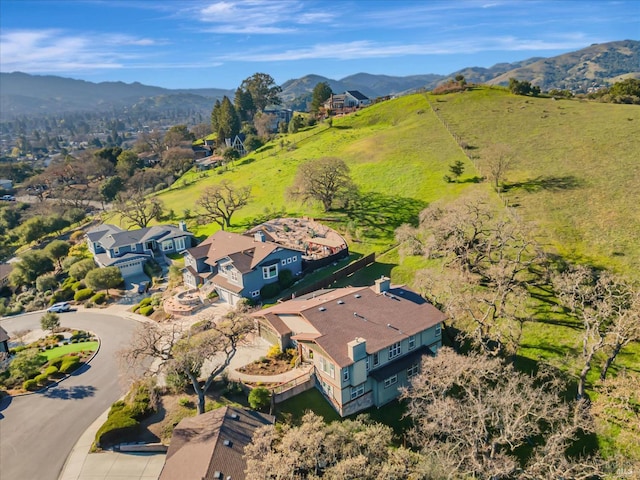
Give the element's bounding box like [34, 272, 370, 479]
[1, 0, 638, 90]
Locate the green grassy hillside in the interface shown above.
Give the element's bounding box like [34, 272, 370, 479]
[429, 87, 640, 280]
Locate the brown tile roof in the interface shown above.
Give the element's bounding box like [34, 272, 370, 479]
[211, 273, 244, 294]
[204, 231, 279, 270]
[262, 313, 291, 336]
[255, 285, 446, 368]
[160, 406, 274, 480]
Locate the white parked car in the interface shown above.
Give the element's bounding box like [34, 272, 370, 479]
[47, 302, 71, 313]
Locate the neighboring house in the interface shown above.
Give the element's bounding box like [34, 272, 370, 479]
[324, 90, 371, 111]
[183, 230, 303, 305]
[159, 406, 274, 480]
[0, 263, 13, 288]
[252, 277, 446, 417]
[224, 134, 246, 157]
[87, 222, 194, 279]
[263, 107, 293, 132]
[0, 325, 9, 353]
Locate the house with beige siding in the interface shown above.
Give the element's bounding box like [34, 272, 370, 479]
[253, 277, 446, 416]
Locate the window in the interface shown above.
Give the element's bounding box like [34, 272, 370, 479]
[175, 237, 186, 251]
[343, 368, 349, 382]
[384, 374, 398, 388]
[373, 352, 379, 367]
[281, 259, 287, 266]
[286, 258, 292, 264]
[320, 357, 335, 378]
[114, 247, 120, 255]
[408, 335, 416, 350]
[365, 357, 370, 371]
[251, 290, 260, 298]
[229, 269, 238, 282]
[162, 240, 173, 251]
[293, 255, 298, 261]
[407, 363, 419, 378]
[351, 383, 365, 400]
[262, 264, 278, 279]
[435, 324, 442, 337]
[388, 342, 401, 359]
[130, 244, 137, 251]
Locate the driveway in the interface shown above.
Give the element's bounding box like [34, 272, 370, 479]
[0, 310, 139, 480]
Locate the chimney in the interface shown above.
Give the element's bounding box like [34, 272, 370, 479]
[374, 276, 391, 294]
[178, 220, 188, 232]
[254, 231, 265, 242]
[347, 337, 366, 361]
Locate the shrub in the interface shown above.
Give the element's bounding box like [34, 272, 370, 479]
[34, 373, 50, 385]
[59, 356, 81, 373]
[139, 305, 154, 316]
[178, 397, 193, 408]
[267, 345, 282, 359]
[278, 269, 295, 289]
[139, 297, 153, 308]
[50, 287, 74, 303]
[260, 282, 281, 300]
[90, 291, 107, 304]
[94, 410, 139, 448]
[44, 365, 59, 377]
[23, 378, 39, 391]
[74, 288, 94, 302]
[71, 281, 83, 291]
[248, 387, 271, 410]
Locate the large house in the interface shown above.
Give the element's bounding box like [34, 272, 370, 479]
[324, 90, 371, 111]
[159, 406, 274, 480]
[252, 277, 446, 416]
[183, 230, 303, 305]
[87, 222, 194, 279]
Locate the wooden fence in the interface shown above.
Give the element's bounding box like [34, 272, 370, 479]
[291, 252, 376, 298]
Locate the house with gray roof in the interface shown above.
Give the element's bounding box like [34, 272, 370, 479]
[87, 222, 194, 279]
[252, 277, 446, 417]
[183, 230, 303, 306]
[159, 406, 274, 480]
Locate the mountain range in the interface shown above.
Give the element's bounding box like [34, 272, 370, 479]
[0, 39, 638, 120]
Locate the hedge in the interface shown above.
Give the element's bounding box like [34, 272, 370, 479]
[139, 297, 153, 308]
[23, 378, 39, 391]
[44, 365, 59, 376]
[260, 282, 282, 300]
[74, 288, 94, 302]
[94, 411, 139, 448]
[139, 305, 154, 316]
[35, 373, 50, 385]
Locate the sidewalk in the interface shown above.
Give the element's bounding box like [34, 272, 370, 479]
[59, 408, 165, 480]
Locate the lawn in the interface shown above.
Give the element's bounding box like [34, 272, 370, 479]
[43, 341, 99, 361]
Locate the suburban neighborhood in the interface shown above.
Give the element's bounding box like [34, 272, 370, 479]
[1, 4, 639, 479]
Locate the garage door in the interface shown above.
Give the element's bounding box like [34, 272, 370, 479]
[218, 289, 230, 303]
[119, 261, 144, 277]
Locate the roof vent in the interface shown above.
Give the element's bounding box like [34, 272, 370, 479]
[230, 413, 239, 420]
[223, 439, 232, 447]
[354, 294, 361, 298]
[319, 307, 326, 312]
[214, 472, 222, 479]
[337, 300, 344, 305]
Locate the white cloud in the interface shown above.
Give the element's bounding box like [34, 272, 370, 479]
[227, 35, 597, 62]
[197, 0, 333, 33]
[0, 29, 160, 73]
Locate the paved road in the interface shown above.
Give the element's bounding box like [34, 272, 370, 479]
[0, 310, 139, 480]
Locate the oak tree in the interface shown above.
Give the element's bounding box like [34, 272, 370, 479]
[196, 180, 251, 230]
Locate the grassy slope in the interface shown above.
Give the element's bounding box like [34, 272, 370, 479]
[430, 87, 640, 280]
[154, 94, 480, 253]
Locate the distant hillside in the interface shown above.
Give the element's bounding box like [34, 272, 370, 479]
[486, 39, 640, 91]
[0, 72, 233, 119]
[1, 40, 638, 119]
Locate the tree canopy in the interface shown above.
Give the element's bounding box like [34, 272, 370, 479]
[240, 73, 282, 112]
[287, 157, 357, 212]
[311, 81, 333, 112]
[196, 180, 251, 230]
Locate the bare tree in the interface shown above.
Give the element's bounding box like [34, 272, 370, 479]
[245, 412, 433, 479]
[113, 190, 164, 229]
[553, 265, 640, 397]
[121, 306, 253, 414]
[401, 347, 602, 480]
[484, 143, 515, 192]
[196, 180, 251, 230]
[287, 157, 356, 212]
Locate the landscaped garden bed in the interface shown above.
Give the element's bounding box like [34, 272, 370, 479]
[0, 329, 99, 395]
[238, 345, 298, 376]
